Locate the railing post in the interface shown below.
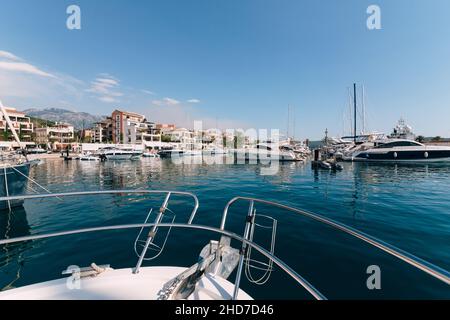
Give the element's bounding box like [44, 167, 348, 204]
[232, 200, 255, 300]
[133, 192, 171, 274]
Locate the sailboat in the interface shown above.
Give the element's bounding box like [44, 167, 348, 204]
[0, 100, 36, 210]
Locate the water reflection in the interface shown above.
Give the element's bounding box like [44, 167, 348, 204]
[2, 157, 448, 298]
[0, 206, 31, 290]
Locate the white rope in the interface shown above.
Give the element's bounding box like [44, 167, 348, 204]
[8, 164, 62, 200]
[3, 166, 11, 211]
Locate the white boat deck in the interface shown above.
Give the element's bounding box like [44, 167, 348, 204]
[0, 266, 252, 300]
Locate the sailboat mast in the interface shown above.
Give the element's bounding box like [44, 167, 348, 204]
[347, 87, 353, 137]
[353, 83, 357, 143]
[287, 105, 290, 139]
[292, 105, 296, 141]
[362, 85, 366, 135]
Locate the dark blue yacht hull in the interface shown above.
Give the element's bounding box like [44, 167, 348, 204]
[0, 162, 31, 210]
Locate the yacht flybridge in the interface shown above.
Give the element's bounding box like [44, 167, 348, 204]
[0, 190, 448, 300]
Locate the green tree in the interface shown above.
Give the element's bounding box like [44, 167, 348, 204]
[161, 134, 172, 143]
[2, 129, 10, 142]
[432, 136, 442, 142]
[19, 126, 24, 141]
[416, 135, 425, 143]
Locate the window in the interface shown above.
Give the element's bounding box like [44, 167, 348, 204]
[375, 141, 422, 149]
[257, 145, 272, 151]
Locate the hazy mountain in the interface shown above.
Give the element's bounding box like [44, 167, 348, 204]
[23, 108, 105, 130]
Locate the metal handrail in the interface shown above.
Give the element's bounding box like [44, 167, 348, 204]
[221, 197, 450, 286]
[0, 190, 199, 224]
[1, 192, 448, 299]
[0, 222, 326, 300]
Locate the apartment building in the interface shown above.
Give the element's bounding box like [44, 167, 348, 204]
[92, 117, 113, 143]
[0, 107, 34, 145]
[80, 129, 93, 143]
[155, 123, 176, 133]
[35, 123, 74, 150]
[112, 110, 156, 144]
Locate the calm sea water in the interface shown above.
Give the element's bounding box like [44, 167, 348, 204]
[1, 157, 449, 299]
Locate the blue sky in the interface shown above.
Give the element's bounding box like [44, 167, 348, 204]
[1, 0, 450, 139]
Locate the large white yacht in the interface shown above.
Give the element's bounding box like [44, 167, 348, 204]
[235, 143, 301, 162]
[157, 144, 202, 158]
[202, 144, 228, 155]
[349, 139, 450, 163]
[98, 147, 142, 160]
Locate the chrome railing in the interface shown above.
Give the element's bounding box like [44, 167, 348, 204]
[0, 222, 326, 300]
[222, 197, 450, 287]
[0, 190, 326, 300]
[1, 191, 449, 300]
[0, 190, 199, 224]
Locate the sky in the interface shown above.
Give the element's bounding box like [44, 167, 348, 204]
[1, 0, 450, 140]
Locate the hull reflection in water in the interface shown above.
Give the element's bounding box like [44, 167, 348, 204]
[0, 163, 31, 210]
[0, 206, 31, 291]
[0, 159, 449, 299]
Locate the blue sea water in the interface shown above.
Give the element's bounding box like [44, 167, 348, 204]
[1, 158, 449, 299]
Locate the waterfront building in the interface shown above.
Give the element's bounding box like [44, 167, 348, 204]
[155, 123, 176, 133]
[112, 110, 156, 144]
[80, 129, 93, 143]
[161, 128, 191, 142]
[92, 117, 113, 143]
[35, 123, 74, 150]
[0, 107, 35, 149]
[160, 127, 202, 151]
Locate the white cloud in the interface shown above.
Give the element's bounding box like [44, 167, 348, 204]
[87, 74, 123, 103]
[96, 78, 119, 86]
[0, 50, 21, 61]
[0, 50, 245, 129]
[0, 61, 55, 78]
[0, 50, 82, 104]
[141, 89, 155, 95]
[152, 97, 180, 106]
[99, 96, 118, 103]
[0, 50, 55, 78]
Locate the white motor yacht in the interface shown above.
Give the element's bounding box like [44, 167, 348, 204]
[202, 145, 227, 155]
[98, 147, 142, 160]
[143, 151, 160, 158]
[78, 152, 100, 161]
[348, 139, 450, 163]
[235, 143, 300, 162]
[158, 146, 202, 158]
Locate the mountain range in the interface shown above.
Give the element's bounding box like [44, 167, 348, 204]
[23, 108, 105, 130]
